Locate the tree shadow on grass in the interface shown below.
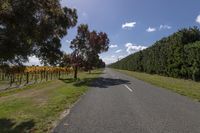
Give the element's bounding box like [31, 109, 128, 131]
[0, 118, 35, 133]
[87, 72, 105, 75]
[74, 77, 130, 88]
[59, 78, 77, 84]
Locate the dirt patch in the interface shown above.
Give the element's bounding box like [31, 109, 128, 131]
[0, 80, 64, 103]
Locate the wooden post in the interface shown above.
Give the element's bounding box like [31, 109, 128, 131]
[58, 71, 61, 79]
[41, 71, 43, 82]
[26, 72, 29, 84]
[46, 71, 48, 81]
[10, 74, 13, 87]
[51, 72, 52, 80]
[35, 71, 37, 83]
[19, 73, 22, 85]
[74, 66, 78, 79]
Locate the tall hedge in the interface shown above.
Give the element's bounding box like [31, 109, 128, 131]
[110, 27, 200, 81]
[184, 41, 200, 81]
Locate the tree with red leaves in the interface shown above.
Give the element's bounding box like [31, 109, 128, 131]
[70, 24, 109, 78]
[86, 31, 109, 73]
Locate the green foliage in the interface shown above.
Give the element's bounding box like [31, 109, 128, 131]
[184, 41, 200, 81]
[70, 24, 109, 78]
[59, 53, 72, 67]
[0, 0, 77, 65]
[110, 27, 200, 81]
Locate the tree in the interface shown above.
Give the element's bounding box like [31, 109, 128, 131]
[85, 31, 109, 73]
[59, 53, 72, 67]
[109, 27, 200, 81]
[70, 24, 89, 79]
[70, 24, 109, 78]
[96, 58, 106, 68]
[0, 0, 77, 65]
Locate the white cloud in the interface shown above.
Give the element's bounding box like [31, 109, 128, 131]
[110, 44, 118, 48]
[118, 55, 125, 60]
[102, 57, 117, 64]
[115, 49, 122, 53]
[66, 39, 71, 44]
[24, 56, 41, 66]
[102, 56, 116, 64]
[125, 43, 147, 54]
[146, 27, 156, 32]
[102, 54, 127, 64]
[122, 22, 136, 29]
[159, 25, 172, 30]
[196, 15, 200, 24]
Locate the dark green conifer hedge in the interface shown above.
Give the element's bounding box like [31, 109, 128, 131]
[110, 27, 200, 81]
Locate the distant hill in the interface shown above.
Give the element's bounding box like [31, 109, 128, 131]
[109, 27, 200, 81]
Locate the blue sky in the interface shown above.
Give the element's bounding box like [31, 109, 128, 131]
[28, 0, 200, 65]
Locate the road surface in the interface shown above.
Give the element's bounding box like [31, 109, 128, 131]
[53, 68, 200, 133]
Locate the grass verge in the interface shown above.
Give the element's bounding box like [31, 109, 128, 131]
[113, 69, 200, 102]
[0, 69, 103, 133]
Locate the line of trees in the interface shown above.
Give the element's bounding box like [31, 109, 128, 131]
[0, 65, 73, 87]
[0, 0, 109, 80]
[110, 27, 200, 81]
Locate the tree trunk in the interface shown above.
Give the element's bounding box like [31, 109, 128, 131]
[40, 71, 43, 82]
[19, 73, 22, 85]
[89, 69, 91, 74]
[46, 71, 48, 81]
[1, 72, 4, 80]
[88, 65, 92, 74]
[50, 72, 53, 80]
[35, 71, 37, 83]
[10, 74, 13, 87]
[58, 71, 61, 79]
[26, 72, 29, 84]
[74, 66, 78, 79]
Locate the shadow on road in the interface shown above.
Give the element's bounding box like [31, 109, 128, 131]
[88, 72, 105, 75]
[73, 77, 130, 88]
[0, 118, 35, 133]
[89, 77, 130, 88]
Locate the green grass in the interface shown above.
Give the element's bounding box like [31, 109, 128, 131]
[0, 81, 8, 85]
[114, 69, 200, 102]
[0, 69, 103, 133]
[0, 81, 53, 97]
[0, 80, 9, 89]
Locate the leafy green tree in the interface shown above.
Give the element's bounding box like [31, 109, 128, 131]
[0, 0, 77, 65]
[184, 41, 200, 81]
[96, 59, 106, 68]
[110, 27, 200, 81]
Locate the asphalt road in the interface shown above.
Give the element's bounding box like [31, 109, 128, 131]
[53, 68, 200, 133]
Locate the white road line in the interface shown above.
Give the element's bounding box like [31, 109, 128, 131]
[124, 84, 133, 92]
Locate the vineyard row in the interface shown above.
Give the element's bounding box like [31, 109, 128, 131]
[0, 66, 73, 87]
